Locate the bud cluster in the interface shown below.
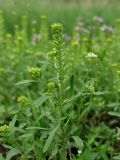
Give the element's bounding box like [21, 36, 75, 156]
[17, 96, 30, 106]
[29, 67, 41, 78]
[0, 124, 9, 133]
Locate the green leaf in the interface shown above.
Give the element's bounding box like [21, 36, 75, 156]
[9, 115, 17, 134]
[72, 136, 84, 150]
[33, 96, 49, 108]
[78, 149, 98, 160]
[9, 115, 17, 128]
[6, 148, 20, 160]
[26, 127, 49, 130]
[15, 80, 36, 86]
[0, 154, 4, 160]
[19, 133, 33, 140]
[93, 91, 111, 96]
[113, 155, 120, 160]
[15, 80, 41, 86]
[43, 124, 59, 153]
[108, 111, 120, 117]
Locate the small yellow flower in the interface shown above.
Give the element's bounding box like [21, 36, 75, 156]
[86, 85, 95, 93]
[47, 48, 58, 57]
[29, 67, 41, 78]
[47, 82, 55, 90]
[17, 96, 30, 106]
[85, 52, 98, 58]
[51, 23, 63, 34]
[0, 124, 9, 133]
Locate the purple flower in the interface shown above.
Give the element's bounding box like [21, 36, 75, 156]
[100, 25, 114, 33]
[93, 16, 104, 23]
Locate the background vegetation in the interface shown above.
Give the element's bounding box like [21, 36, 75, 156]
[0, 0, 120, 160]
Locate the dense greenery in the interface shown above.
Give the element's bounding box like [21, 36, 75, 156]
[0, 1, 120, 159]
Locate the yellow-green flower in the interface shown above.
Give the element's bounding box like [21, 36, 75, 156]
[51, 23, 63, 34]
[86, 85, 95, 93]
[85, 52, 98, 58]
[17, 96, 30, 106]
[47, 82, 55, 91]
[29, 67, 41, 78]
[0, 124, 9, 133]
[47, 48, 58, 57]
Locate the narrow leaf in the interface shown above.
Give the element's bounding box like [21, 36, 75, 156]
[43, 124, 59, 153]
[15, 80, 42, 86]
[6, 148, 20, 160]
[108, 111, 120, 117]
[72, 136, 84, 150]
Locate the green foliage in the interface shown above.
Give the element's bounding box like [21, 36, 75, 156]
[0, 4, 120, 159]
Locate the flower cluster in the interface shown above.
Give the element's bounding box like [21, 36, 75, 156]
[0, 124, 9, 133]
[51, 23, 63, 34]
[47, 48, 58, 57]
[100, 25, 114, 33]
[85, 52, 98, 58]
[17, 96, 30, 106]
[86, 84, 95, 93]
[47, 82, 55, 91]
[29, 67, 41, 78]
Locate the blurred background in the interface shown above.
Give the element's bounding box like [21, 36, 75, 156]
[0, 0, 120, 34]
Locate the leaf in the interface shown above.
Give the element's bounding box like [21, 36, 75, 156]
[72, 136, 84, 150]
[6, 148, 20, 160]
[43, 124, 59, 153]
[26, 127, 49, 130]
[49, 145, 58, 159]
[9, 115, 17, 128]
[113, 155, 120, 160]
[100, 152, 109, 160]
[15, 80, 36, 86]
[15, 80, 40, 86]
[19, 133, 33, 140]
[78, 149, 98, 160]
[33, 96, 49, 108]
[0, 154, 4, 160]
[9, 115, 17, 134]
[93, 91, 111, 96]
[108, 111, 120, 117]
